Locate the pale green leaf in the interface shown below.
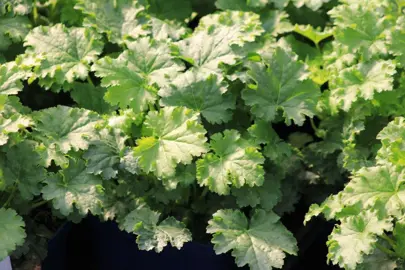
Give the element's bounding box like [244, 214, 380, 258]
[159, 72, 235, 124]
[75, 0, 148, 44]
[93, 37, 183, 112]
[207, 209, 297, 270]
[0, 208, 26, 261]
[83, 128, 128, 180]
[133, 107, 208, 178]
[32, 106, 101, 167]
[196, 129, 265, 195]
[327, 210, 393, 270]
[42, 159, 104, 216]
[24, 24, 103, 88]
[242, 48, 320, 125]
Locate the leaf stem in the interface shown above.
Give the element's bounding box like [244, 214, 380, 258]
[33, 0, 38, 25]
[31, 200, 48, 210]
[376, 243, 396, 257]
[199, 187, 209, 200]
[380, 233, 396, 249]
[3, 185, 17, 208]
[310, 118, 318, 133]
[87, 75, 95, 87]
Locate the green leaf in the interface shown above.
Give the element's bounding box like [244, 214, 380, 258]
[75, 0, 148, 44]
[32, 106, 101, 167]
[327, 210, 393, 270]
[329, 4, 389, 59]
[0, 111, 32, 146]
[42, 159, 104, 216]
[176, 17, 262, 76]
[149, 17, 189, 41]
[83, 128, 128, 180]
[162, 164, 196, 190]
[0, 141, 46, 200]
[0, 62, 26, 95]
[377, 117, 405, 166]
[123, 206, 192, 252]
[356, 247, 398, 270]
[329, 60, 396, 112]
[196, 129, 265, 195]
[0, 15, 31, 50]
[133, 107, 208, 178]
[232, 173, 281, 211]
[248, 120, 295, 166]
[207, 209, 297, 270]
[0, 208, 26, 261]
[159, 72, 236, 124]
[293, 24, 333, 47]
[196, 11, 264, 46]
[93, 37, 183, 112]
[242, 48, 320, 125]
[146, 0, 192, 20]
[24, 24, 103, 89]
[69, 82, 114, 114]
[260, 10, 293, 37]
[341, 165, 405, 218]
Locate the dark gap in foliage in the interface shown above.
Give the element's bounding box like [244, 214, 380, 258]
[18, 81, 75, 111]
[272, 116, 320, 142]
[191, 0, 216, 18]
[281, 197, 340, 270]
[101, 42, 122, 58]
[187, 14, 201, 30]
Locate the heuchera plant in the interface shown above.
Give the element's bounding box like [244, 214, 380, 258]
[2, 0, 405, 269]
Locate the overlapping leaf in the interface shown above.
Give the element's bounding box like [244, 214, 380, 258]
[242, 48, 320, 125]
[122, 206, 192, 252]
[207, 209, 298, 270]
[0, 208, 26, 261]
[196, 129, 265, 195]
[32, 106, 101, 167]
[24, 24, 103, 88]
[93, 37, 183, 112]
[42, 159, 104, 216]
[159, 72, 235, 124]
[133, 107, 208, 178]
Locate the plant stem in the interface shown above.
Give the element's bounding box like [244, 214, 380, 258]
[87, 75, 95, 87]
[381, 233, 396, 249]
[33, 0, 38, 25]
[376, 243, 397, 257]
[199, 187, 209, 200]
[310, 118, 318, 133]
[31, 200, 48, 210]
[3, 185, 17, 208]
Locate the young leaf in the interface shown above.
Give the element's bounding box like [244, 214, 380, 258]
[159, 72, 236, 124]
[0, 208, 26, 261]
[0, 141, 46, 200]
[93, 37, 183, 112]
[0, 15, 31, 50]
[83, 128, 128, 180]
[341, 166, 405, 218]
[133, 107, 208, 178]
[75, 0, 148, 44]
[42, 159, 104, 216]
[327, 210, 393, 270]
[32, 106, 101, 167]
[329, 60, 396, 112]
[207, 209, 298, 270]
[196, 130, 265, 195]
[123, 207, 192, 252]
[0, 62, 26, 95]
[242, 48, 320, 125]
